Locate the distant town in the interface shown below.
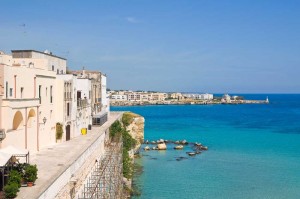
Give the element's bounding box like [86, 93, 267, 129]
[108, 90, 269, 106]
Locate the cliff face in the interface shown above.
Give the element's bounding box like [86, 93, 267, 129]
[123, 112, 145, 151]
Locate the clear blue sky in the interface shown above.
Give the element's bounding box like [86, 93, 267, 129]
[1, 0, 300, 93]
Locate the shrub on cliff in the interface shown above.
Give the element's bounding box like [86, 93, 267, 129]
[122, 112, 134, 127]
[110, 119, 138, 179]
[110, 120, 122, 138]
[123, 130, 137, 151]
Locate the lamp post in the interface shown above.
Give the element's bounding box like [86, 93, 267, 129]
[43, 117, 47, 124]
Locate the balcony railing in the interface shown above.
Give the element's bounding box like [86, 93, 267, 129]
[77, 99, 89, 108]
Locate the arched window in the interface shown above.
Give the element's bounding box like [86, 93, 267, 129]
[12, 111, 24, 130]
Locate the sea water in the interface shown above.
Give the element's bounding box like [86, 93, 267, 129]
[111, 94, 300, 199]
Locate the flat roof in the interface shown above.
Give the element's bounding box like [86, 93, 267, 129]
[11, 50, 67, 61]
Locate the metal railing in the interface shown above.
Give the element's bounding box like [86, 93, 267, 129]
[77, 99, 88, 108]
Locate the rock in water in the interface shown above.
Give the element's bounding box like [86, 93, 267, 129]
[174, 145, 184, 150]
[144, 146, 150, 150]
[157, 143, 167, 150]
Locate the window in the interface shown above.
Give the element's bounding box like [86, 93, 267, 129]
[10, 88, 13, 97]
[57, 69, 59, 74]
[39, 85, 42, 104]
[52, 65, 54, 71]
[50, 86, 53, 103]
[6, 82, 8, 98]
[67, 103, 70, 116]
[21, 87, 24, 98]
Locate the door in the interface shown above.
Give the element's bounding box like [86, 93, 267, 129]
[66, 125, 71, 141]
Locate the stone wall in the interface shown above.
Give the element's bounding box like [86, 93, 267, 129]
[53, 131, 106, 199]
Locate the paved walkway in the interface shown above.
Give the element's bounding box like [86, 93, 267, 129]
[17, 112, 123, 199]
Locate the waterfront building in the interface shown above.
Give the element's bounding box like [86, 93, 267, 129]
[183, 93, 214, 100]
[221, 94, 231, 103]
[169, 92, 184, 100]
[126, 92, 142, 101]
[150, 92, 167, 101]
[0, 50, 66, 152]
[111, 94, 128, 101]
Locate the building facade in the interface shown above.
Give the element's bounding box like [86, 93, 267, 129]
[0, 50, 66, 152]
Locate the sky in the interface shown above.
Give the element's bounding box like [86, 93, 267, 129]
[1, 0, 300, 93]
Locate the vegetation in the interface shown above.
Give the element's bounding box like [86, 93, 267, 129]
[110, 114, 137, 179]
[3, 167, 26, 198]
[3, 182, 19, 198]
[7, 170, 22, 188]
[56, 122, 64, 140]
[24, 164, 38, 183]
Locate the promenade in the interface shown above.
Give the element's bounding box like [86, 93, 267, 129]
[17, 112, 123, 199]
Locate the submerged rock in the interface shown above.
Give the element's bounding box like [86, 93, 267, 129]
[181, 140, 188, 145]
[201, 146, 208, 150]
[187, 152, 196, 156]
[174, 145, 184, 150]
[176, 156, 188, 161]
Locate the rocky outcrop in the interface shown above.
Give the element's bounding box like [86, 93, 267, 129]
[124, 112, 145, 151]
[157, 143, 167, 150]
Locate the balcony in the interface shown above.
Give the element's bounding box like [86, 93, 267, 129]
[95, 98, 101, 103]
[2, 98, 40, 108]
[77, 99, 89, 108]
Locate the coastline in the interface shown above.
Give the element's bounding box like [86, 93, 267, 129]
[110, 99, 268, 107]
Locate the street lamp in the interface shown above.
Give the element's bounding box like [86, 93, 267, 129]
[43, 117, 47, 124]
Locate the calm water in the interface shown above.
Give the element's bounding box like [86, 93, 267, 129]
[111, 94, 300, 199]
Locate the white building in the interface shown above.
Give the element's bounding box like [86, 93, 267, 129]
[56, 74, 78, 139]
[76, 78, 92, 135]
[111, 94, 128, 101]
[183, 93, 213, 100]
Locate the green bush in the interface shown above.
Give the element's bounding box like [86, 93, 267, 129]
[24, 164, 38, 183]
[123, 148, 133, 179]
[4, 182, 19, 198]
[8, 170, 22, 188]
[110, 120, 122, 138]
[56, 123, 64, 140]
[123, 130, 137, 151]
[122, 112, 134, 127]
[110, 116, 138, 179]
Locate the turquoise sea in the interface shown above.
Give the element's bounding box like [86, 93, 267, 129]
[111, 94, 300, 199]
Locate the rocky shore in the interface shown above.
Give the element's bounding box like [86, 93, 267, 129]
[141, 139, 208, 159]
[111, 99, 268, 106]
